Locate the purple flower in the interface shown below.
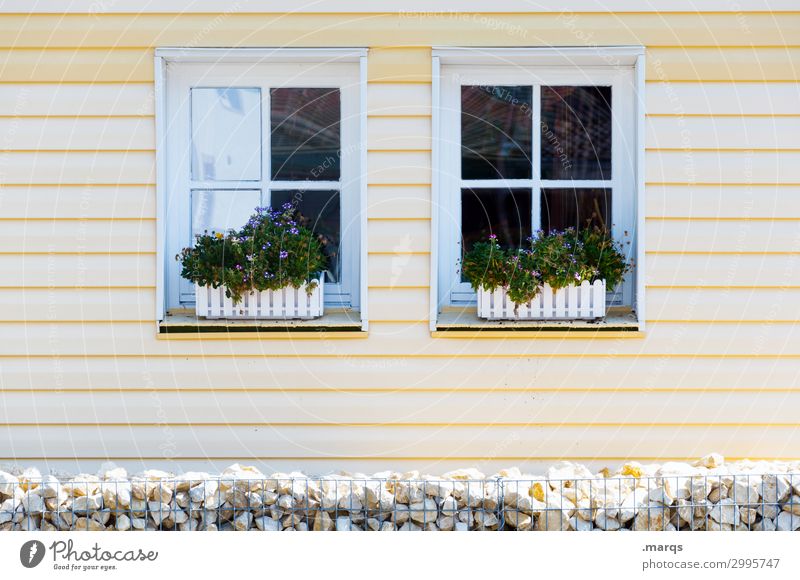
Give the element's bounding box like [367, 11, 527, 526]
[262, 243, 271, 250]
[488, 234, 497, 240]
[279, 250, 289, 259]
[289, 227, 299, 235]
[282, 202, 293, 210]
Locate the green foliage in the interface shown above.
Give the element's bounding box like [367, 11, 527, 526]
[177, 204, 327, 305]
[460, 227, 632, 305]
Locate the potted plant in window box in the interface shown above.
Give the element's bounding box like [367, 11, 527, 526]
[178, 204, 327, 319]
[461, 227, 631, 321]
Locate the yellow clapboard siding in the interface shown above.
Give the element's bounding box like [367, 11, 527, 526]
[367, 83, 431, 116]
[368, 47, 431, 83]
[1, 355, 799, 391]
[646, 47, 800, 81]
[646, 253, 800, 286]
[367, 150, 431, 184]
[0, 220, 154, 253]
[11, 319, 800, 356]
[0, 288, 153, 321]
[646, 150, 800, 183]
[0, 185, 155, 219]
[3, 424, 798, 459]
[0, 83, 155, 116]
[1, 45, 796, 84]
[0, 254, 155, 286]
[646, 116, 800, 149]
[0, 117, 154, 150]
[368, 288, 430, 322]
[0, 13, 797, 48]
[368, 254, 430, 287]
[5, 389, 800, 424]
[367, 116, 431, 150]
[646, 185, 800, 218]
[367, 185, 431, 219]
[647, 287, 800, 321]
[0, 48, 153, 82]
[647, 220, 800, 252]
[1, 151, 155, 184]
[367, 219, 429, 253]
[7, 320, 800, 356]
[646, 82, 800, 116]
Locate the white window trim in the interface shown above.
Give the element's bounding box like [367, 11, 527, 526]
[429, 46, 646, 331]
[154, 48, 369, 331]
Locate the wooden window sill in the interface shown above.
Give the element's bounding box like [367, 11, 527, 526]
[158, 308, 366, 339]
[433, 306, 642, 338]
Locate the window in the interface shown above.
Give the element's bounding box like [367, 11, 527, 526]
[156, 49, 366, 324]
[433, 48, 644, 326]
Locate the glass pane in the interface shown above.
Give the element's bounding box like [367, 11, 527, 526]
[461, 188, 532, 252]
[191, 189, 261, 238]
[271, 88, 341, 181]
[270, 190, 341, 284]
[191, 88, 261, 181]
[461, 86, 532, 180]
[540, 188, 611, 233]
[540, 86, 612, 180]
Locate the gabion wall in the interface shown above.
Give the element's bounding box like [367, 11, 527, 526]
[2, 455, 799, 531]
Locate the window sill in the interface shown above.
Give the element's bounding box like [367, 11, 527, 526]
[433, 306, 642, 338]
[158, 308, 366, 339]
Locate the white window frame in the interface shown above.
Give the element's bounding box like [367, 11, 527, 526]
[430, 47, 646, 331]
[154, 48, 369, 331]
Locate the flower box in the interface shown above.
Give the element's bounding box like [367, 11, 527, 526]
[476, 280, 606, 320]
[195, 276, 324, 320]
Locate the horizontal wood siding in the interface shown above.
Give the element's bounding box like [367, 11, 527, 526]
[1, 11, 799, 473]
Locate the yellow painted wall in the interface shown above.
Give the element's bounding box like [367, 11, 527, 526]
[1, 11, 799, 475]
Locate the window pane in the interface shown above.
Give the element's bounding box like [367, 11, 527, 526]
[270, 190, 341, 284]
[270, 88, 340, 181]
[461, 188, 532, 251]
[540, 188, 611, 233]
[461, 86, 532, 180]
[540, 86, 612, 180]
[191, 189, 261, 238]
[191, 88, 261, 181]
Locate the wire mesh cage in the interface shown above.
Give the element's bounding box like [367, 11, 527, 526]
[1, 472, 799, 531]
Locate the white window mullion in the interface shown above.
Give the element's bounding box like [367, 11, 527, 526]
[531, 83, 542, 232]
[460, 179, 535, 189]
[262, 83, 271, 208]
[539, 179, 614, 189]
[267, 180, 342, 191]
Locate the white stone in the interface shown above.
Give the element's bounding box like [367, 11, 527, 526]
[776, 511, 800, 531]
[115, 514, 131, 531]
[761, 474, 791, 504]
[0, 471, 18, 496]
[233, 511, 253, 531]
[409, 498, 437, 524]
[255, 516, 280, 531]
[698, 453, 725, 469]
[336, 516, 355, 531]
[569, 515, 593, 531]
[709, 498, 739, 525]
[594, 512, 621, 531]
[313, 511, 333, 531]
[0, 498, 18, 524]
[782, 496, 800, 516]
[21, 493, 44, 514]
[72, 494, 103, 513]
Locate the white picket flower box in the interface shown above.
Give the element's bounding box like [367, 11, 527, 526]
[195, 276, 324, 320]
[476, 280, 606, 320]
